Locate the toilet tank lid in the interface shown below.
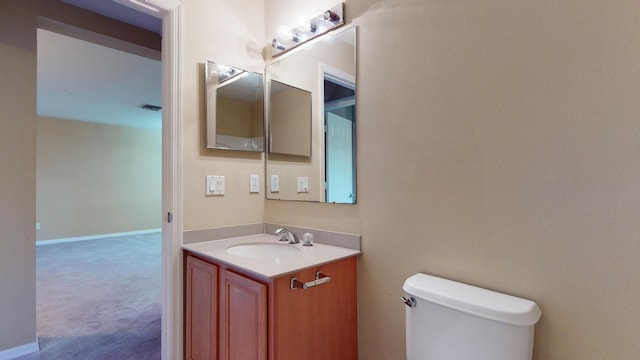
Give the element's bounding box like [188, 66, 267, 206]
[403, 273, 542, 326]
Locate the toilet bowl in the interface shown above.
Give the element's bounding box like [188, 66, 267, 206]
[403, 273, 541, 360]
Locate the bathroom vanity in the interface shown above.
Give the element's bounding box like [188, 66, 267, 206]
[183, 234, 359, 360]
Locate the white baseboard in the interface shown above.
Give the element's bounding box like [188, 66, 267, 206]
[36, 228, 162, 246]
[0, 339, 39, 360]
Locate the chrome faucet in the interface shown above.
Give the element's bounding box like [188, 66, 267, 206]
[275, 228, 299, 244]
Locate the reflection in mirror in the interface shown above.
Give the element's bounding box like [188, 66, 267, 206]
[324, 74, 356, 203]
[205, 61, 264, 151]
[269, 80, 312, 156]
[266, 26, 356, 203]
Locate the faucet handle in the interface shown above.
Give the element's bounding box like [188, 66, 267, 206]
[302, 233, 314, 246]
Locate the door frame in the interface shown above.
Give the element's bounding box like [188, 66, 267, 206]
[158, 2, 183, 359]
[318, 63, 356, 203]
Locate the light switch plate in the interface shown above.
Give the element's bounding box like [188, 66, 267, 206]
[270, 175, 279, 192]
[215, 176, 225, 195]
[250, 174, 259, 193]
[206, 175, 215, 195]
[206, 175, 225, 196]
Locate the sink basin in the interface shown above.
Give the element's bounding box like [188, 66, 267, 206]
[226, 242, 301, 258]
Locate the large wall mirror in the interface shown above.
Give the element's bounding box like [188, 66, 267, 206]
[205, 61, 264, 151]
[266, 26, 357, 203]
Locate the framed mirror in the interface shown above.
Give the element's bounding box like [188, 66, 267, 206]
[265, 26, 357, 203]
[205, 61, 264, 152]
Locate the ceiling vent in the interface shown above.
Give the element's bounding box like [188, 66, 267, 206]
[140, 104, 162, 111]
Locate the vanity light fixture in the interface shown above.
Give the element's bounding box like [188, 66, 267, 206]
[206, 63, 253, 96]
[218, 66, 238, 79]
[270, 2, 345, 57]
[208, 64, 244, 84]
[272, 39, 287, 51]
[217, 71, 250, 89]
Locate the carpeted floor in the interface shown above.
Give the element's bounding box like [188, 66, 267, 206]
[18, 232, 162, 360]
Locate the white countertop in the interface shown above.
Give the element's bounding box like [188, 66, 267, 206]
[182, 234, 361, 278]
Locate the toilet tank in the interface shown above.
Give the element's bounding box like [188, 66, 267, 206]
[403, 273, 542, 360]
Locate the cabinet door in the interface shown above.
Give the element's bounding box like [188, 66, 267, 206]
[272, 256, 358, 360]
[219, 269, 267, 360]
[185, 255, 218, 360]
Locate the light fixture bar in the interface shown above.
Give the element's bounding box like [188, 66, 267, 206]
[205, 62, 246, 89]
[270, 2, 345, 57]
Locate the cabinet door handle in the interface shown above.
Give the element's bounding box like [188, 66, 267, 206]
[290, 271, 331, 290]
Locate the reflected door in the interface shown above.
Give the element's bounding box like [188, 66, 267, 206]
[325, 107, 355, 203]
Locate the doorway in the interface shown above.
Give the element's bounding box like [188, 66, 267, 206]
[323, 73, 356, 204]
[34, 27, 163, 358]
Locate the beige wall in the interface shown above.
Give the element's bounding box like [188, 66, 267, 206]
[0, 3, 37, 351]
[36, 117, 161, 241]
[0, 0, 160, 353]
[264, 0, 640, 359]
[3, 0, 639, 358]
[181, 0, 266, 231]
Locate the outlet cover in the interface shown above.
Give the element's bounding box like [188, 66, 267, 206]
[270, 175, 279, 192]
[297, 176, 309, 193]
[250, 174, 260, 193]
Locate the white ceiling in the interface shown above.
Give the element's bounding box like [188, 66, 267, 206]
[37, 28, 162, 129]
[38, 0, 162, 130]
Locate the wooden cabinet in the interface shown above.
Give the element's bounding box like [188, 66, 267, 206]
[185, 255, 218, 360]
[184, 252, 358, 360]
[219, 269, 267, 360]
[270, 256, 358, 360]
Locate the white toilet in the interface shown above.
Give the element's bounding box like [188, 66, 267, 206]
[403, 273, 542, 360]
